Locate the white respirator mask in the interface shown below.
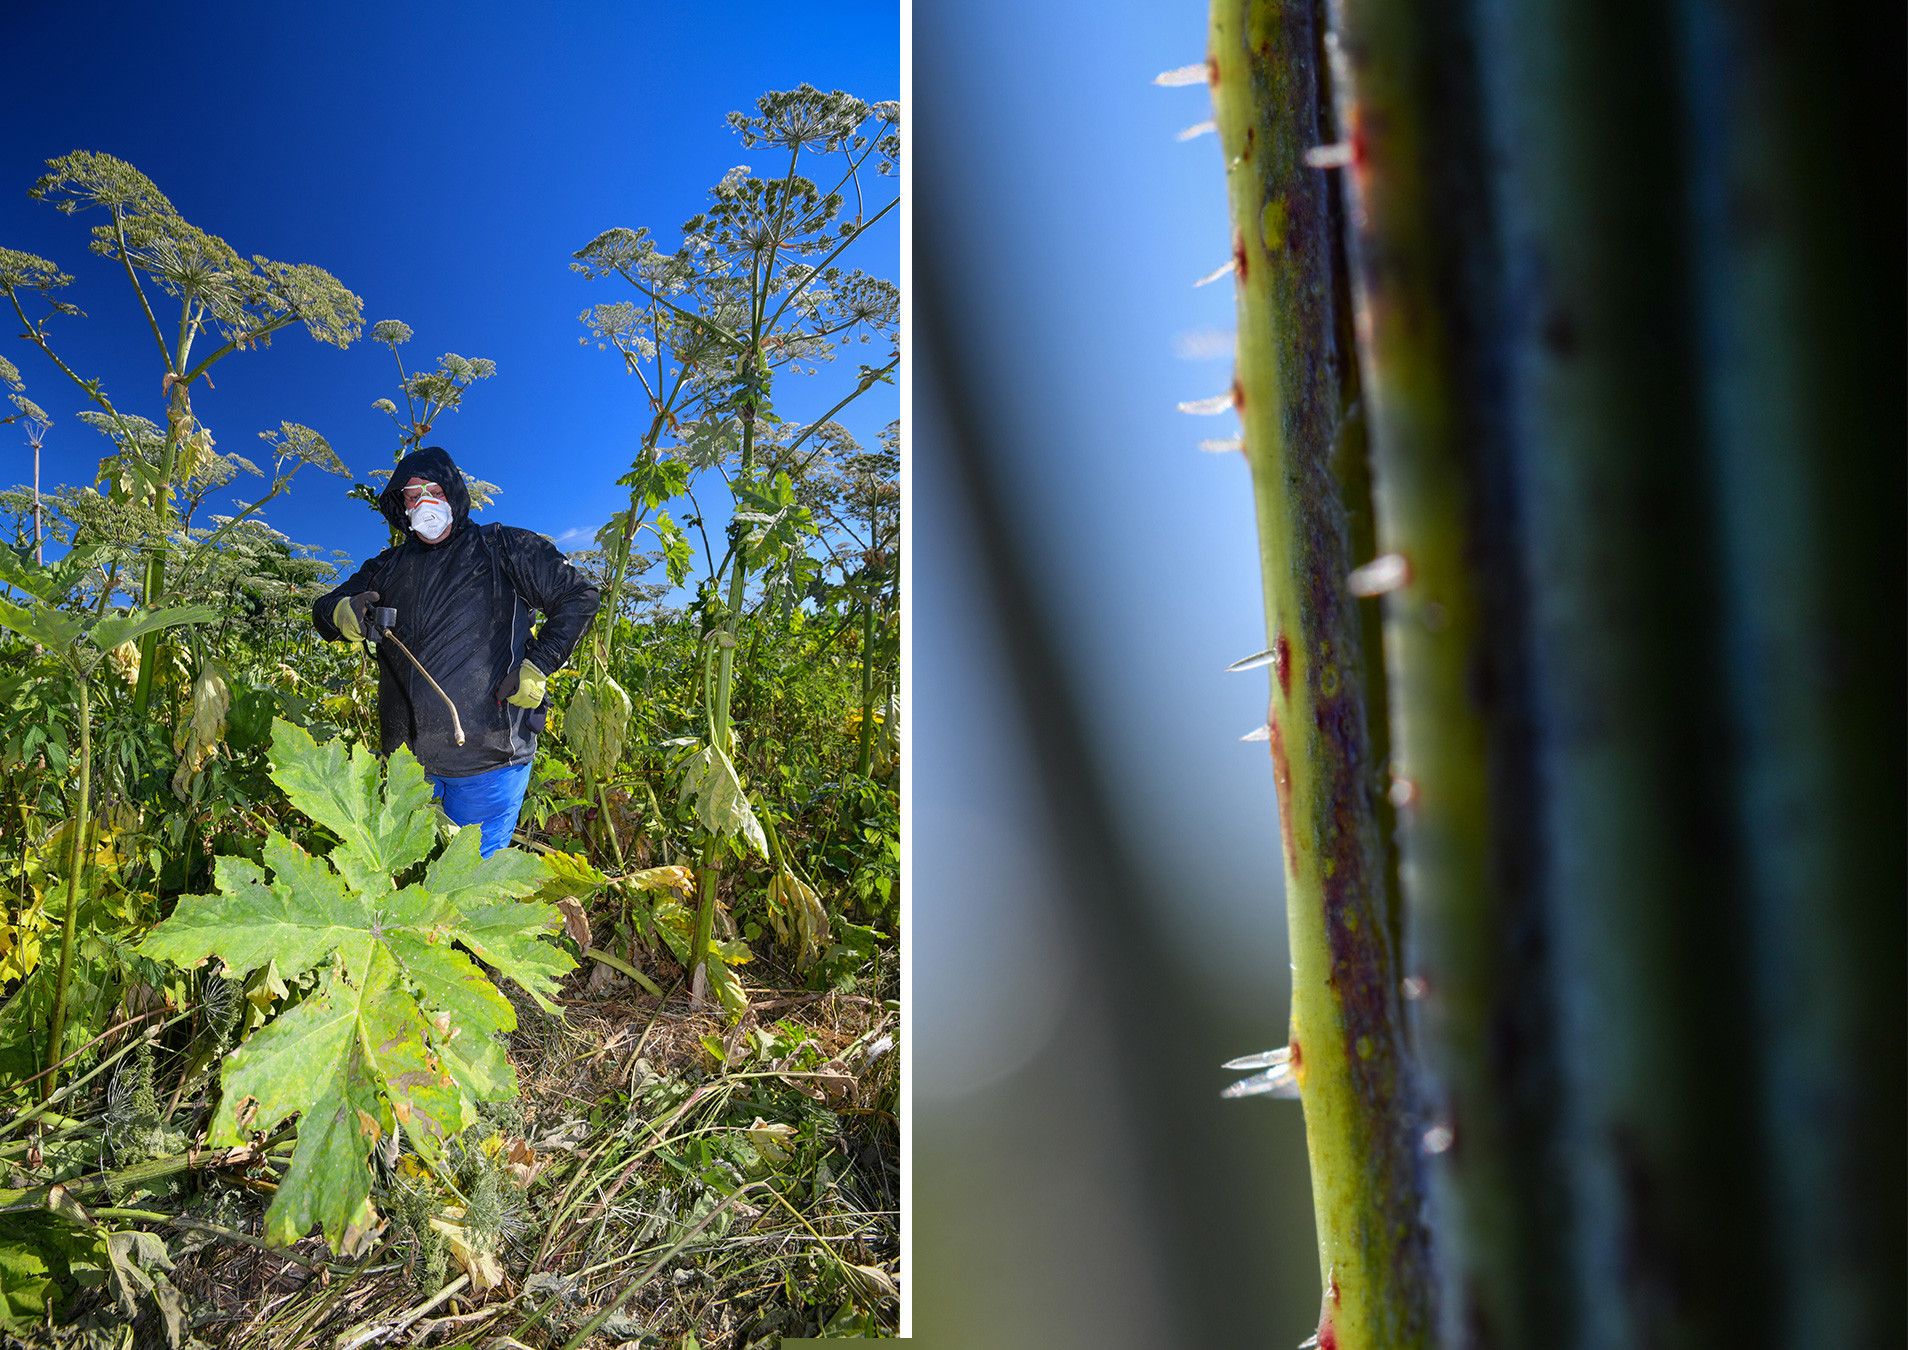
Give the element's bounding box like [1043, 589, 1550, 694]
[407, 497, 452, 541]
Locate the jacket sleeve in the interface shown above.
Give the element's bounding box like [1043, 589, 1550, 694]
[499, 528, 601, 674]
[312, 551, 396, 641]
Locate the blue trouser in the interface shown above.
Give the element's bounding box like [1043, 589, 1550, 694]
[429, 760, 533, 858]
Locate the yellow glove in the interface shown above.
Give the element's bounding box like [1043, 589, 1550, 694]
[500, 660, 545, 708]
[333, 592, 380, 643]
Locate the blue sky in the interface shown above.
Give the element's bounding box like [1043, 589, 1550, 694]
[0, 0, 899, 582]
[914, 3, 1288, 1063]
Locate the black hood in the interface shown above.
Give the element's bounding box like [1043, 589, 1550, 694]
[379, 446, 472, 538]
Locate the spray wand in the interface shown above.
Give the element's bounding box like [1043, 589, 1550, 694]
[368, 606, 465, 746]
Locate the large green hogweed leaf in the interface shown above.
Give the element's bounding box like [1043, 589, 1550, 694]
[266, 718, 436, 899]
[136, 720, 575, 1249]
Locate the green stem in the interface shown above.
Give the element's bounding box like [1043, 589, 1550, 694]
[581, 946, 662, 997]
[1318, 0, 1546, 1340]
[109, 209, 174, 375]
[0, 1137, 296, 1214]
[595, 780, 626, 871]
[688, 365, 760, 985]
[854, 588, 877, 778]
[130, 379, 193, 717]
[1210, 1, 1428, 1344]
[42, 673, 90, 1102]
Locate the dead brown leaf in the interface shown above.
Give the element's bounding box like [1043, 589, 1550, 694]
[554, 895, 591, 950]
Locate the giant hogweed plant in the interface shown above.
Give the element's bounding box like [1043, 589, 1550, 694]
[571, 86, 898, 994]
[346, 319, 505, 547]
[136, 719, 575, 1250]
[0, 544, 214, 1099]
[0, 151, 360, 721]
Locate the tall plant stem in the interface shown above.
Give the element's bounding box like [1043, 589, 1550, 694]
[31, 432, 41, 566]
[596, 781, 627, 871]
[853, 589, 878, 778]
[42, 673, 90, 1102]
[690, 548, 750, 985]
[1210, 1, 1428, 1345]
[130, 378, 188, 717]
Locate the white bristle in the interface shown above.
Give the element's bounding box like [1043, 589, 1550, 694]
[1178, 392, 1236, 416]
[1192, 259, 1238, 288]
[1155, 63, 1211, 87]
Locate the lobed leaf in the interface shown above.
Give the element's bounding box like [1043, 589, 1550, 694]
[449, 899, 570, 1016]
[0, 598, 86, 656]
[422, 824, 547, 913]
[137, 839, 372, 981]
[266, 719, 435, 899]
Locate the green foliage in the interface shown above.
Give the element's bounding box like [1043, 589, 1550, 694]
[0, 940, 112, 1090]
[135, 719, 576, 1248]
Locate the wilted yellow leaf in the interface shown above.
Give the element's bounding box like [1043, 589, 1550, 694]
[746, 1117, 795, 1165]
[626, 863, 695, 893]
[428, 1208, 505, 1292]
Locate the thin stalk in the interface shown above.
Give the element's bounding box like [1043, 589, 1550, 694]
[168, 481, 288, 596]
[7, 1006, 175, 1096]
[279, 1233, 399, 1347]
[0, 1136, 294, 1212]
[31, 429, 41, 565]
[854, 585, 877, 778]
[177, 313, 293, 389]
[788, 356, 899, 478]
[595, 780, 627, 870]
[553, 1183, 765, 1350]
[109, 208, 175, 375]
[690, 416, 756, 983]
[42, 673, 90, 1102]
[1209, 1, 1429, 1345]
[761, 196, 899, 337]
[582, 946, 662, 997]
[0, 1008, 195, 1142]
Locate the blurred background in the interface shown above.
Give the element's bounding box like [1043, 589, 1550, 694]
[911, 4, 1322, 1345]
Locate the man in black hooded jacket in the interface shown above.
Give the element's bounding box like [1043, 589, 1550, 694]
[312, 446, 599, 856]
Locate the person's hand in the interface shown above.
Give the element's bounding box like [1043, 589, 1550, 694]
[333, 590, 381, 642]
[494, 660, 546, 708]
